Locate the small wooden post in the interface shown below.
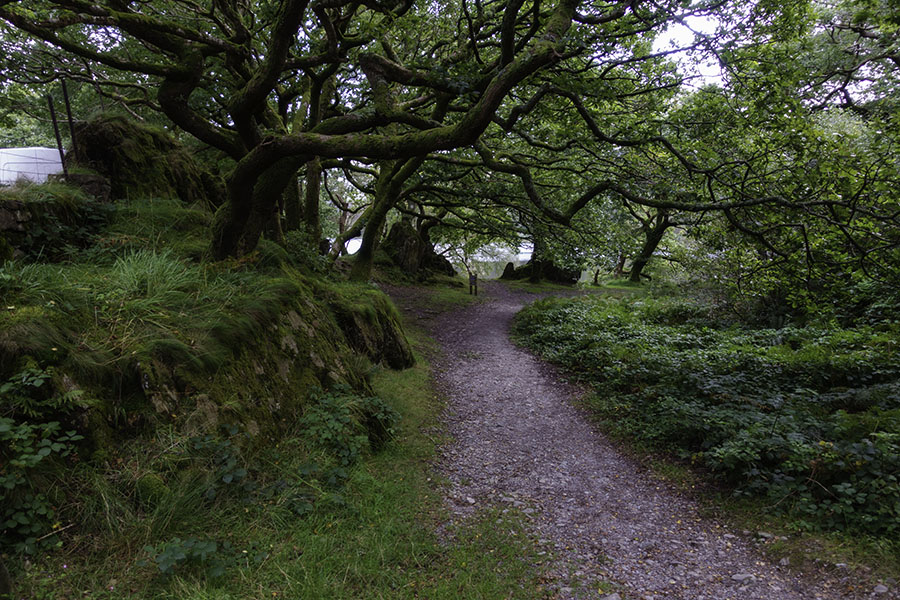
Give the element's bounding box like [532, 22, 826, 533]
[46, 94, 68, 179]
[61, 79, 78, 159]
[469, 271, 478, 296]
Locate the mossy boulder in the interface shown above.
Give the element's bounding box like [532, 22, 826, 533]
[2, 240, 414, 449]
[134, 472, 171, 510]
[70, 114, 223, 206]
[502, 259, 580, 284]
[323, 284, 414, 370]
[381, 220, 455, 279]
[126, 278, 413, 438]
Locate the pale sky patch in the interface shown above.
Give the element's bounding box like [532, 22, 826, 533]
[653, 16, 724, 88]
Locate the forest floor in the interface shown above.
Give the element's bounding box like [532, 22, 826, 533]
[388, 280, 891, 600]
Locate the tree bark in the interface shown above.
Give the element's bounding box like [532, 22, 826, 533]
[629, 213, 670, 283]
[2, 0, 584, 262]
[304, 157, 323, 248]
[209, 0, 576, 260]
[349, 161, 396, 281]
[614, 252, 626, 278]
[284, 177, 302, 232]
[529, 234, 546, 283]
[265, 193, 286, 244]
[211, 157, 304, 258]
[349, 152, 430, 281]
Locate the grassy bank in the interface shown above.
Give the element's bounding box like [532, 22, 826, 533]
[10, 340, 547, 598]
[1, 192, 547, 598]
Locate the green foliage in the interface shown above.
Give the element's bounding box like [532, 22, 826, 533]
[7, 301, 548, 599]
[0, 183, 111, 260]
[140, 537, 270, 578]
[301, 386, 399, 466]
[96, 196, 211, 260]
[283, 229, 327, 274]
[126, 388, 400, 581]
[0, 365, 88, 419]
[186, 426, 253, 501]
[0, 419, 83, 554]
[0, 242, 302, 387]
[0, 83, 56, 147]
[0, 365, 85, 554]
[128, 388, 400, 580]
[514, 295, 900, 536]
[142, 537, 224, 576]
[0, 194, 415, 584]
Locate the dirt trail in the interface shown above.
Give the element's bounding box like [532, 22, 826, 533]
[391, 280, 888, 600]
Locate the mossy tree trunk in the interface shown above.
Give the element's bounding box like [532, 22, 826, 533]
[529, 234, 547, 283]
[629, 211, 671, 283]
[298, 71, 334, 249]
[614, 253, 626, 278]
[283, 177, 302, 232]
[266, 195, 286, 244]
[349, 154, 431, 281]
[349, 160, 397, 281]
[207, 31, 569, 260]
[5, 0, 584, 263]
[304, 157, 322, 248]
[212, 157, 304, 258]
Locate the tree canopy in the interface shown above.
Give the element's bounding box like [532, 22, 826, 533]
[1, 0, 898, 296]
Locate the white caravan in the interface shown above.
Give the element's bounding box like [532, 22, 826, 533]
[0, 147, 64, 185]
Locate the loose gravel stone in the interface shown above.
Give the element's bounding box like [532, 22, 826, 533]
[387, 281, 893, 600]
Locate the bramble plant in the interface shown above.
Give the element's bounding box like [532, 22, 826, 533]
[1, 419, 83, 553]
[140, 536, 270, 578]
[1, 365, 87, 553]
[301, 386, 399, 467]
[187, 426, 254, 501]
[1, 366, 88, 419]
[133, 388, 401, 579]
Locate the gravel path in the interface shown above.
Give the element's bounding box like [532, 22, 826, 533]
[391, 280, 892, 600]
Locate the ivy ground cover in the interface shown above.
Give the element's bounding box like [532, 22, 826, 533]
[513, 295, 900, 537]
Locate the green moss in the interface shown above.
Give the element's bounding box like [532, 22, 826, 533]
[1, 225, 417, 539]
[135, 472, 172, 510]
[0, 308, 67, 377]
[84, 405, 117, 462]
[313, 280, 414, 370]
[192, 287, 359, 435]
[0, 235, 12, 261]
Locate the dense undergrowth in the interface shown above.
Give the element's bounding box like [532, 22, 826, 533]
[513, 294, 900, 539]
